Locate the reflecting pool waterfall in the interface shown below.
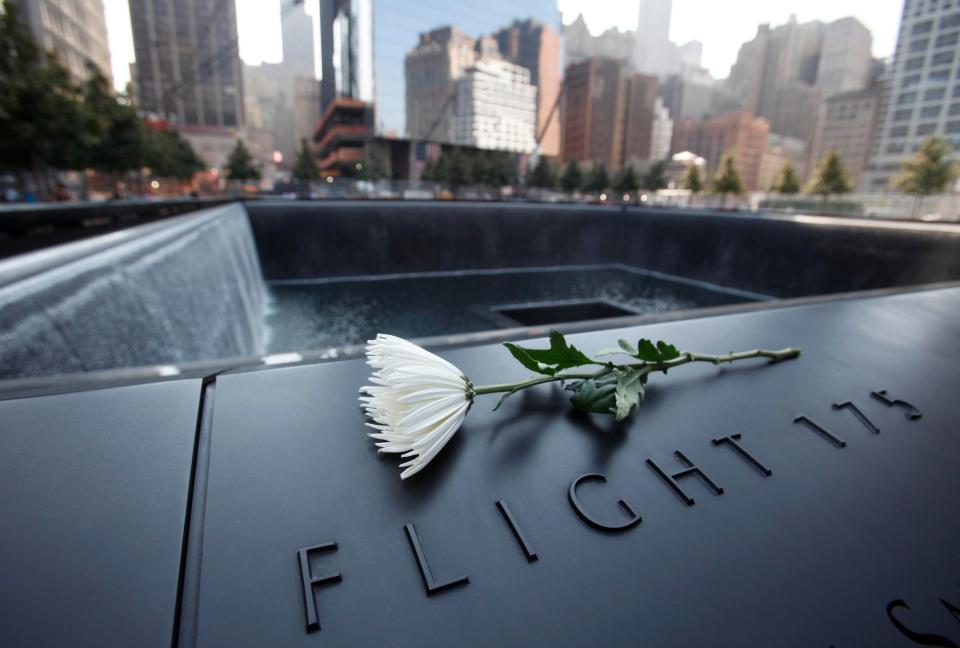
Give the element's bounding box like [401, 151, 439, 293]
[0, 204, 267, 379]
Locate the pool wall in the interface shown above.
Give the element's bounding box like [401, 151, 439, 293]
[246, 201, 960, 297]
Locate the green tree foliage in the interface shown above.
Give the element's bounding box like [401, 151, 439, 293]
[770, 162, 801, 194]
[806, 149, 851, 204]
[526, 156, 557, 189]
[893, 136, 958, 216]
[613, 165, 640, 193]
[225, 140, 261, 181]
[583, 162, 610, 192]
[359, 146, 388, 180]
[144, 127, 204, 181]
[711, 153, 743, 208]
[292, 138, 319, 180]
[560, 159, 583, 193]
[682, 164, 703, 194]
[642, 160, 667, 191]
[81, 70, 148, 177]
[0, 0, 87, 192]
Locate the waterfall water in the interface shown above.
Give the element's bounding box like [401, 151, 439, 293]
[0, 203, 267, 380]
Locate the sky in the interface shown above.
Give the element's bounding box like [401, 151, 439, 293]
[104, 0, 903, 92]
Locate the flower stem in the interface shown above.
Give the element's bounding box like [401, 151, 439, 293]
[471, 347, 800, 399]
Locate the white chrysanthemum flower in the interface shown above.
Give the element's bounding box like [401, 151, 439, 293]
[360, 334, 472, 479]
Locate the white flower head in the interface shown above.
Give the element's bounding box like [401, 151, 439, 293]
[360, 334, 473, 479]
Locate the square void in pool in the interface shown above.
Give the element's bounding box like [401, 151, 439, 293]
[264, 266, 764, 353]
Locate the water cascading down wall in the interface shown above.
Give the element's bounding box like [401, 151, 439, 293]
[0, 204, 266, 379]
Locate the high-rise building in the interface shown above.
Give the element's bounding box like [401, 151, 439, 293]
[817, 17, 873, 97]
[129, 0, 244, 128]
[375, 1, 560, 137]
[11, 0, 112, 83]
[404, 27, 480, 142]
[633, 0, 674, 76]
[282, 2, 316, 79]
[650, 97, 674, 162]
[563, 14, 633, 64]
[672, 111, 770, 191]
[862, 1, 960, 191]
[661, 68, 741, 123]
[622, 74, 660, 166]
[561, 58, 663, 173]
[493, 19, 562, 156]
[452, 59, 537, 153]
[811, 85, 880, 188]
[319, 0, 374, 113]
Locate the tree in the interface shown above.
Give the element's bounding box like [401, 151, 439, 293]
[144, 127, 203, 181]
[583, 162, 610, 193]
[682, 164, 703, 195]
[526, 156, 557, 189]
[711, 153, 743, 208]
[292, 138, 319, 180]
[770, 162, 801, 194]
[613, 165, 640, 193]
[225, 140, 261, 181]
[81, 70, 149, 187]
[444, 148, 470, 190]
[0, 0, 88, 196]
[359, 146, 388, 181]
[893, 136, 958, 217]
[642, 160, 668, 191]
[806, 149, 851, 207]
[560, 159, 583, 193]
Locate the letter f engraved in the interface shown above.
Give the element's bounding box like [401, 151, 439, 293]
[298, 542, 342, 633]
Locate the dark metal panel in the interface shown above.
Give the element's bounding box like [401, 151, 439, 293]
[190, 288, 960, 646]
[0, 379, 202, 647]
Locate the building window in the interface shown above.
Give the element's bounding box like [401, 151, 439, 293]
[913, 19, 934, 34]
[886, 142, 906, 154]
[921, 104, 942, 118]
[890, 125, 910, 137]
[894, 108, 914, 121]
[916, 122, 938, 135]
[924, 87, 947, 100]
[910, 37, 931, 52]
[946, 120, 960, 132]
[905, 56, 926, 70]
[930, 68, 952, 83]
[936, 31, 959, 47]
[939, 12, 960, 29]
[902, 74, 923, 88]
[898, 91, 919, 105]
[949, 103, 960, 115]
[932, 51, 955, 66]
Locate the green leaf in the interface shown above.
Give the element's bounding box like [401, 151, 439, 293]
[505, 330, 594, 374]
[503, 342, 556, 376]
[635, 339, 661, 362]
[567, 377, 617, 414]
[613, 369, 646, 421]
[656, 341, 681, 360]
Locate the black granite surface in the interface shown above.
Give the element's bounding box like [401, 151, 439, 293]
[0, 379, 202, 647]
[186, 287, 960, 646]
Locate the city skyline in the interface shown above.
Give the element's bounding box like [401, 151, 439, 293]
[103, 0, 902, 93]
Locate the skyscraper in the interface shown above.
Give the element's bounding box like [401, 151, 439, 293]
[452, 59, 537, 153]
[862, 1, 960, 191]
[282, 1, 316, 79]
[11, 0, 112, 83]
[404, 26, 479, 142]
[129, 0, 244, 128]
[562, 58, 664, 173]
[811, 85, 880, 187]
[633, 0, 673, 76]
[319, 0, 374, 113]
[493, 19, 561, 156]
